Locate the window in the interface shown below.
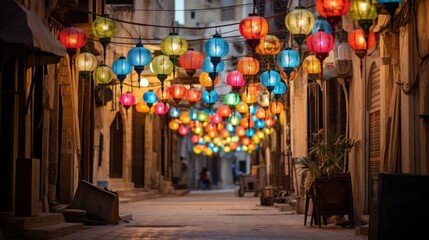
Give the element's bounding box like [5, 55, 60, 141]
[191, 11, 195, 19]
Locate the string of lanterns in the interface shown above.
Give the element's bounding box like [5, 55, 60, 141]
[57, 0, 403, 156]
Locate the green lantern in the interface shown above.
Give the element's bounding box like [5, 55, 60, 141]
[93, 65, 114, 86]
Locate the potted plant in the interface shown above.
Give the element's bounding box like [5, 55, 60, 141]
[297, 129, 358, 228]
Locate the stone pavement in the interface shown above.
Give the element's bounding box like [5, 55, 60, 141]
[61, 189, 367, 240]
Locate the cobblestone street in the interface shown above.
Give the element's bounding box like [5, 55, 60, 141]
[61, 190, 366, 240]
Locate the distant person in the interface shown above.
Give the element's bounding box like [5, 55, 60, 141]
[198, 167, 211, 190]
[231, 162, 239, 184]
[178, 156, 189, 189]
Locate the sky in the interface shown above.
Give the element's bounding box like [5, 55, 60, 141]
[175, 0, 185, 25]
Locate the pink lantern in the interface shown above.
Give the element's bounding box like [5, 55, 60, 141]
[153, 102, 169, 115]
[226, 70, 246, 92]
[306, 30, 334, 80]
[119, 92, 136, 110]
[178, 124, 189, 136]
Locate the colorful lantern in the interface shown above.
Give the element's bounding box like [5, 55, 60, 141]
[153, 102, 169, 115]
[58, 27, 86, 57]
[156, 87, 171, 102]
[127, 41, 152, 79]
[179, 48, 204, 80]
[226, 70, 245, 92]
[119, 92, 136, 110]
[277, 48, 301, 77]
[285, 6, 315, 50]
[202, 90, 218, 106]
[151, 55, 174, 91]
[112, 56, 132, 93]
[136, 102, 150, 113]
[199, 72, 220, 92]
[255, 34, 281, 55]
[306, 30, 335, 79]
[161, 32, 188, 65]
[143, 90, 158, 108]
[350, 0, 378, 33]
[237, 56, 260, 82]
[217, 105, 232, 118]
[303, 55, 321, 78]
[92, 15, 118, 61]
[316, 0, 350, 33]
[223, 92, 241, 107]
[348, 28, 376, 59]
[312, 16, 333, 34]
[75, 52, 98, 79]
[260, 70, 281, 92]
[93, 65, 113, 86]
[168, 84, 187, 104]
[239, 13, 269, 50]
[270, 101, 284, 115]
[185, 87, 202, 106]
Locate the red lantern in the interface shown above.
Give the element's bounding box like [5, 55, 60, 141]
[153, 102, 169, 115]
[348, 29, 376, 59]
[178, 124, 189, 136]
[210, 113, 223, 124]
[316, 0, 350, 32]
[168, 84, 187, 104]
[179, 48, 204, 79]
[226, 70, 245, 92]
[58, 27, 87, 57]
[239, 14, 269, 50]
[185, 87, 202, 106]
[306, 30, 334, 80]
[191, 135, 200, 143]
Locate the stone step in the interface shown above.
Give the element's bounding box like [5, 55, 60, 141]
[6, 213, 64, 230]
[22, 222, 83, 239]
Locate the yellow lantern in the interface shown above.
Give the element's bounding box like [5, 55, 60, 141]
[235, 102, 249, 115]
[242, 91, 257, 105]
[93, 65, 113, 86]
[270, 101, 284, 115]
[303, 55, 321, 76]
[285, 6, 315, 50]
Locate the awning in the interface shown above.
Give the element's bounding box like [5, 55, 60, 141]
[0, 0, 66, 59]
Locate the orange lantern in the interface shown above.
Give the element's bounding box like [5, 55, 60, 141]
[135, 102, 150, 113]
[156, 87, 171, 101]
[240, 117, 255, 129]
[242, 90, 257, 105]
[199, 72, 220, 91]
[270, 101, 284, 115]
[237, 57, 260, 81]
[169, 119, 180, 131]
[241, 137, 251, 146]
[235, 126, 246, 137]
[220, 129, 230, 139]
[256, 34, 281, 55]
[265, 117, 275, 127]
[255, 108, 266, 119]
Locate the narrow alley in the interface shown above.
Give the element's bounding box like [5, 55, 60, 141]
[61, 190, 365, 240]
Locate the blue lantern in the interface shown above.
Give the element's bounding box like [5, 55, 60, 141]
[112, 56, 132, 93]
[260, 70, 280, 92]
[202, 90, 218, 106]
[204, 32, 229, 70]
[226, 123, 235, 132]
[273, 81, 287, 97]
[246, 128, 256, 137]
[277, 48, 300, 76]
[169, 107, 181, 118]
[312, 16, 332, 35]
[203, 57, 225, 73]
[189, 108, 199, 121]
[127, 42, 152, 77]
[143, 90, 158, 108]
[255, 119, 265, 129]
